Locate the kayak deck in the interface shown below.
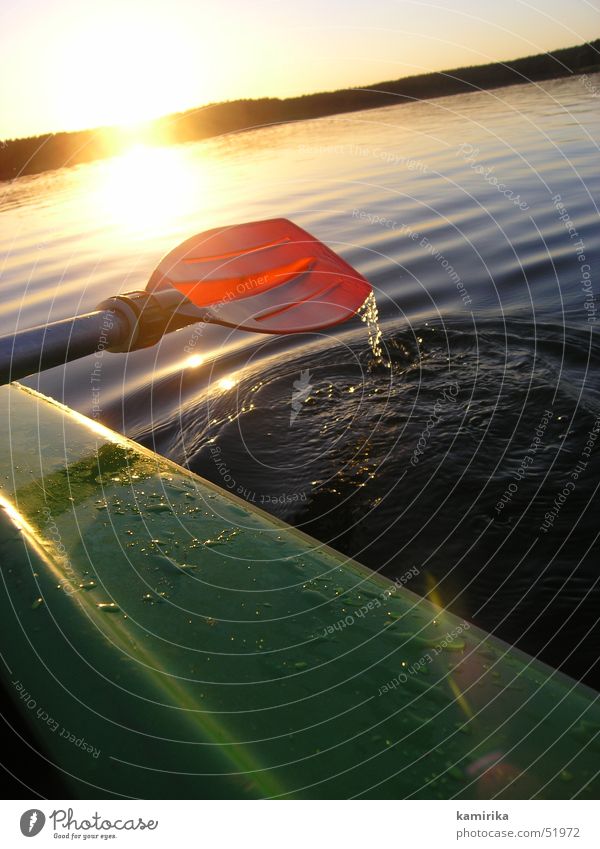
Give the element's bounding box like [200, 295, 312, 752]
[0, 382, 598, 798]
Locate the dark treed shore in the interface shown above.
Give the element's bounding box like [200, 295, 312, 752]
[1, 37, 599, 182]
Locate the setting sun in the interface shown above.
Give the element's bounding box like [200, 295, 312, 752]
[3, 0, 597, 141]
[51, 8, 205, 132]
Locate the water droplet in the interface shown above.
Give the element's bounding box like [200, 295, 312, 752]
[31, 597, 44, 610]
[79, 580, 97, 591]
[447, 765, 464, 781]
[142, 592, 162, 604]
[358, 292, 387, 365]
[442, 639, 465, 652]
[97, 602, 120, 613]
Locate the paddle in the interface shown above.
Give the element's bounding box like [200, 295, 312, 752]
[0, 218, 372, 385]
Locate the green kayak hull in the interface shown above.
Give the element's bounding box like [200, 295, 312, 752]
[0, 383, 598, 799]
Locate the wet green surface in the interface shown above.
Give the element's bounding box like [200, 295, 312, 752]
[0, 383, 599, 798]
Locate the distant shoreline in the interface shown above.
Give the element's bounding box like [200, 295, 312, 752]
[1, 37, 599, 183]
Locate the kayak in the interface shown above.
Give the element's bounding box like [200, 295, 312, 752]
[1, 381, 599, 799]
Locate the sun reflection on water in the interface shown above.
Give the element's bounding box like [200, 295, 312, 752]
[91, 143, 204, 235]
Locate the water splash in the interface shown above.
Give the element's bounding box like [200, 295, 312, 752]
[358, 292, 388, 366]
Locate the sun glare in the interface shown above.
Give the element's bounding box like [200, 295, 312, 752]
[91, 143, 202, 234]
[53, 9, 203, 133]
[185, 354, 204, 369]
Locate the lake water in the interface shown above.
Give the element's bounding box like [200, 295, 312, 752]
[1, 74, 599, 687]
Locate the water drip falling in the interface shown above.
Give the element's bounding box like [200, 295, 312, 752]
[358, 292, 388, 366]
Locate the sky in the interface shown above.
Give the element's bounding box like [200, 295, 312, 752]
[0, 0, 599, 140]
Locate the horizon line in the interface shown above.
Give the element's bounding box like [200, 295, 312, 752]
[3, 34, 600, 145]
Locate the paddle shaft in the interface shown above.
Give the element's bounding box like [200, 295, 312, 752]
[0, 310, 129, 384]
[0, 289, 194, 385]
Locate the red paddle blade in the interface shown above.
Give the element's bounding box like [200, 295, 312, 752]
[146, 218, 372, 333]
